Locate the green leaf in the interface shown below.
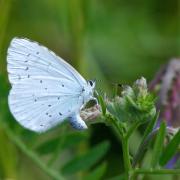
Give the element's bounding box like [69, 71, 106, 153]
[106, 103, 117, 118]
[36, 137, 59, 155]
[159, 129, 180, 166]
[107, 100, 125, 122]
[86, 162, 107, 180]
[61, 141, 110, 175]
[132, 112, 159, 167]
[142, 112, 159, 142]
[107, 174, 126, 180]
[61, 133, 88, 150]
[97, 94, 106, 116]
[113, 83, 119, 98]
[151, 122, 166, 168]
[36, 133, 88, 155]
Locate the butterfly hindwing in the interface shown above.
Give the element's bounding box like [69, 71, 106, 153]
[8, 82, 83, 132]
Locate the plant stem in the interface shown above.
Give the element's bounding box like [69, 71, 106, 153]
[134, 168, 180, 175]
[110, 118, 132, 179]
[110, 117, 123, 141]
[121, 137, 132, 179]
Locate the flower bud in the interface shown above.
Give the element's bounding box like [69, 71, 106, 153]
[107, 77, 156, 124]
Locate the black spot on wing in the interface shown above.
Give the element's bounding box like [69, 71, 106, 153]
[18, 75, 21, 80]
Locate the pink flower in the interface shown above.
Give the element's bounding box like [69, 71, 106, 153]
[149, 58, 180, 168]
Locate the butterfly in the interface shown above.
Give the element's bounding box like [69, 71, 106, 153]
[7, 38, 97, 133]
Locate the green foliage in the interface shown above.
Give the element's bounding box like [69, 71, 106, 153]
[160, 130, 180, 166]
[107, 77, 156, 127]
[132, 112, 159, 167]
[61, 141, 110, 175]
[141, 112, 159, 143]
[107, 174, 126, 180]
[103, 78, 180, 178]
[97, 93, 106, 116]
[82, 162, 107, 180]
[36, 132, 88, 155]
[151, 122, 166, 168]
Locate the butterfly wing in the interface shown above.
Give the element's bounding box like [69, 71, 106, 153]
[7, 38, 86, 132]
[7, 38, 86, 86]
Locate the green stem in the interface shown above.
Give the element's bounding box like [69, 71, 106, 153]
[110, 118, 132, 179]
[121, 137, 132, 179]
[5, 126, 65, 180]
[110, 117, 123, 140]
[134, 168, 180, 175]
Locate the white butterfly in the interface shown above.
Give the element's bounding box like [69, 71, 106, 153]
[7, 38, 97, 133]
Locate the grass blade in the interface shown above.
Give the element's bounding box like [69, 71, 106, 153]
[97, 93, 106, 116]
[159, 129, 180, 166]
[142, 112, 159, 142]
[132, 112, 159, 167]
[151, 122, 166, 168]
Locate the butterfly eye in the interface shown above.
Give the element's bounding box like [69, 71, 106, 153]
[89, 80, 93, 86]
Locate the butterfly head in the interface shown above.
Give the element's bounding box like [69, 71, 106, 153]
[82, 80, 96, 104]
[87, 80, 96, 89]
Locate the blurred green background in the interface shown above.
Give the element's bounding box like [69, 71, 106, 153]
[0, 0, 179, 180]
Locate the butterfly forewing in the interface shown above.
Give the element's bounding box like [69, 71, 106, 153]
[7, 38, 86, 85]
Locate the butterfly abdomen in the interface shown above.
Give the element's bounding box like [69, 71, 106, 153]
[69, 113, 87, 130]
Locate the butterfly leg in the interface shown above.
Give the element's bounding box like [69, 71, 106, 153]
[69, 112, 88, 130]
